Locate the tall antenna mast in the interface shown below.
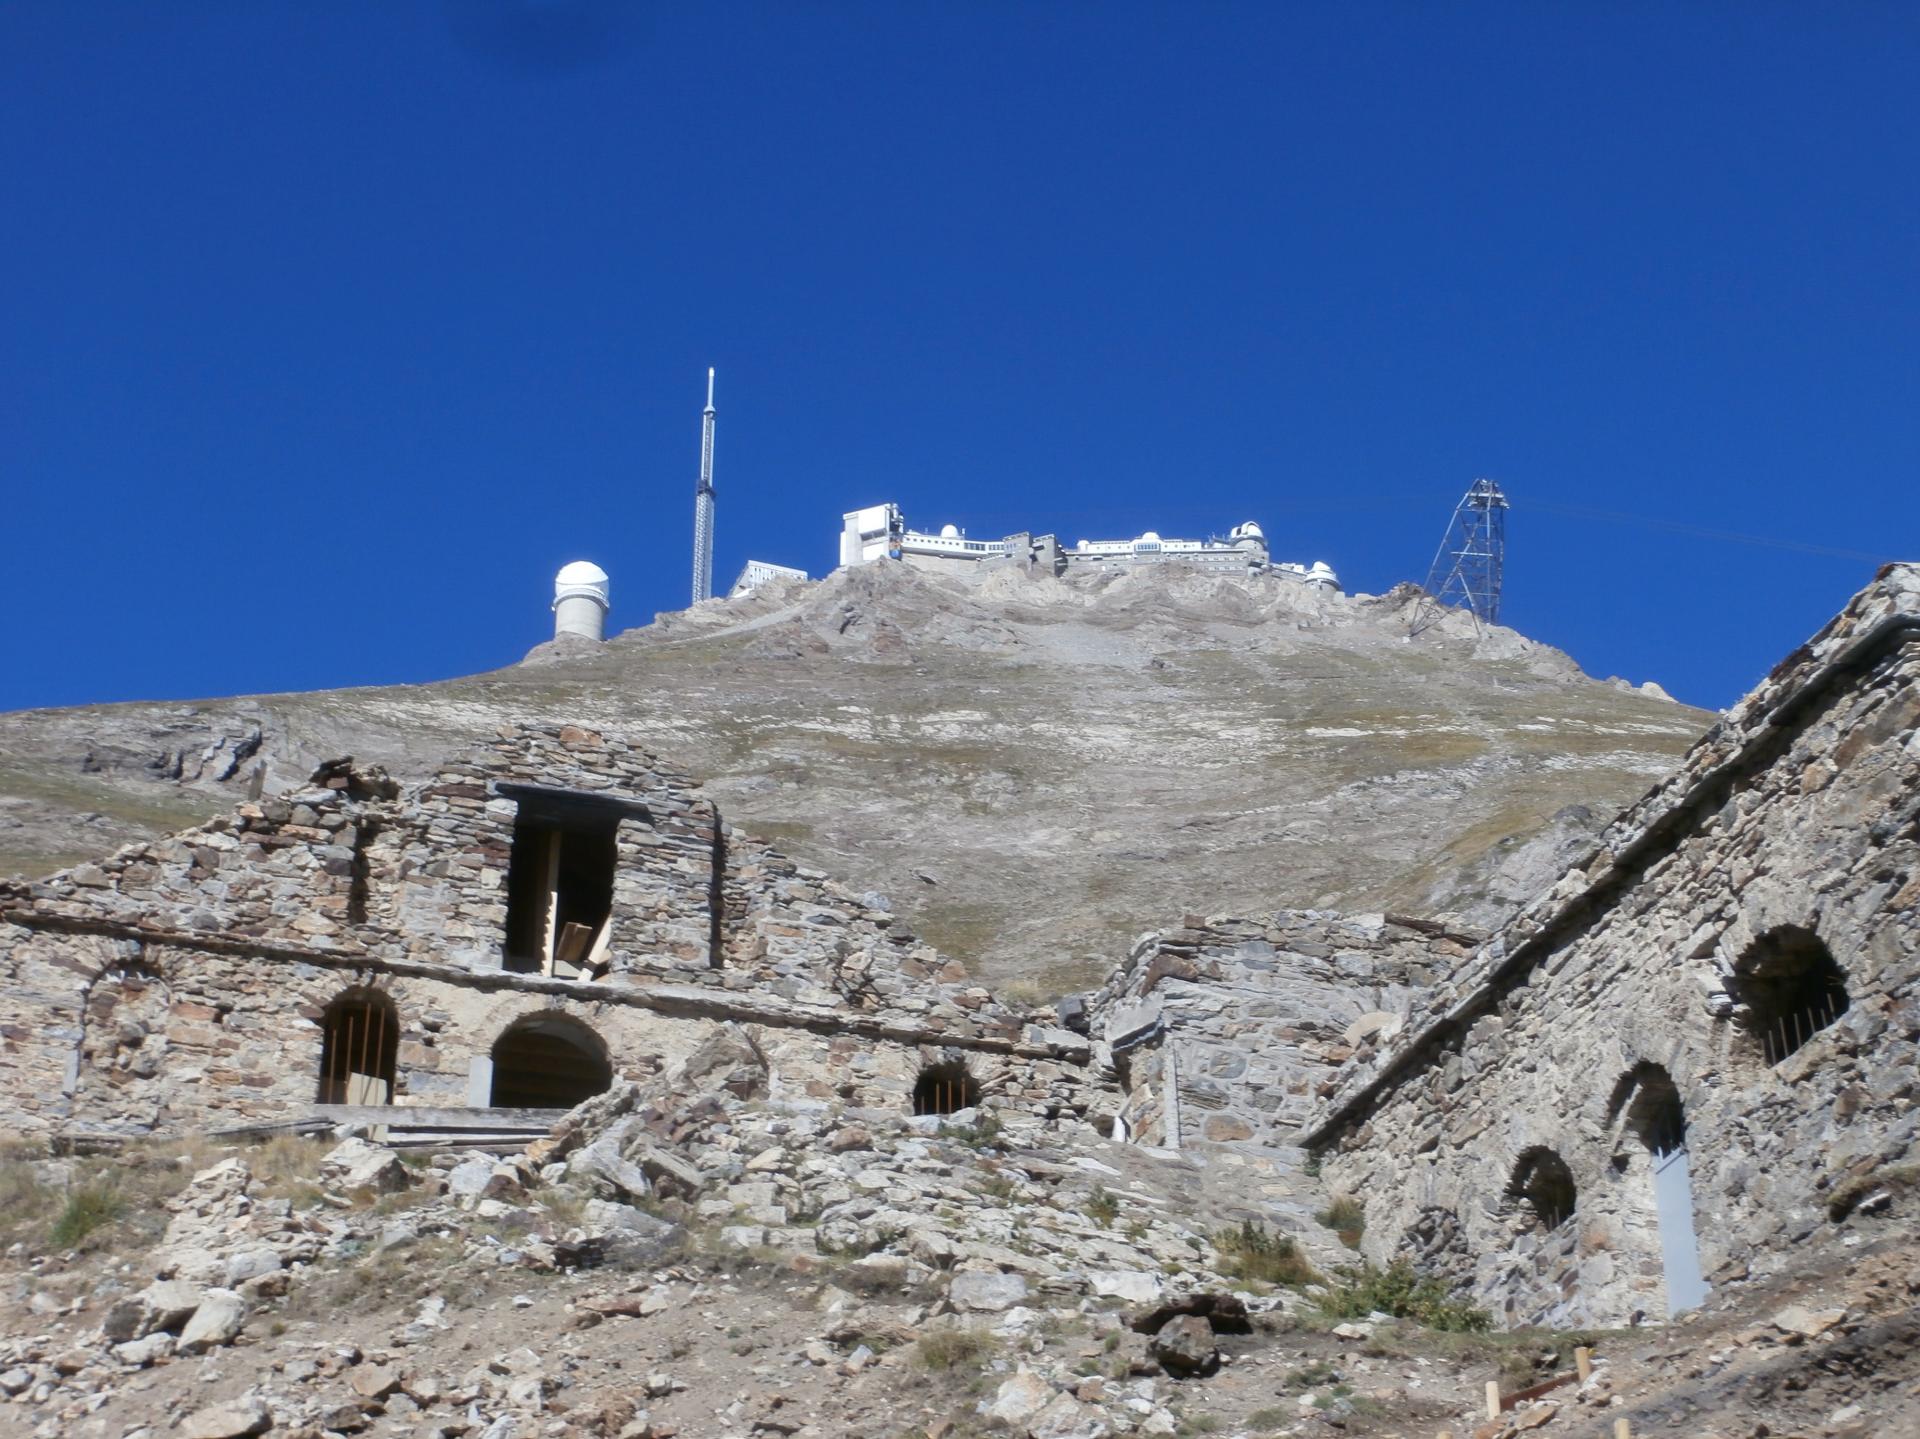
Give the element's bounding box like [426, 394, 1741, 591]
[691, 367, 716, 604]
[1410, 478, 1509, 637]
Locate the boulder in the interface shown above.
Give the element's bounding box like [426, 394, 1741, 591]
[981, 1369, 1053, 1429]
[1030, 1391, 1111, 1439]
[181, 1397, 271, 1439]
[1147, 1314, 1218, 1378]
[950, 1271, 1030, 1313]
[322, 1138, 410, 1195]
[178, 1288, 247, 1353]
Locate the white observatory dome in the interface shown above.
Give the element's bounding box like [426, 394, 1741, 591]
[1231, 520, 1264, 540]
[1307, 559, 1340, 592]
[1076, 539, 1089, 551]
[939, 523, 960, 538]
[556, 560, 609, 589]
[1138, 531, 1161, 544]
[552, 560, 611, 642]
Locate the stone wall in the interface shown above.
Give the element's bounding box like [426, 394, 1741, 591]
[1308, 565, 1920, 1328]
[0, 725, 1095, 1139]
[1080, 911, 1478, 1242]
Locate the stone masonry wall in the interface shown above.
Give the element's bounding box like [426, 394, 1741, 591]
[1310, 565, 1920, 1328]
[0, 725, 1094, 1138]
[1081, 911, 1479, 1242]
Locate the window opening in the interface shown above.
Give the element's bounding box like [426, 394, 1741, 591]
[1508, 1147, 1577, 1232]
[503, 799, 621, 979]
[1732, 927, 1851, 1065]
[317, 990, 399, 1105]
[913, 1060, 982, 1116]
[1611, 1064, 1687, 1158]
[489, 1015, 613, 1109]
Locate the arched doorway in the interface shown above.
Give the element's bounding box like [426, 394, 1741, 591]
[489, 1013, 613, 1109]
[317, 989, 400, 1105]
[1608, 1063, 1708, 1316]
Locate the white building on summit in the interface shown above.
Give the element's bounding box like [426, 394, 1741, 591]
[837, 502, 1339, 590]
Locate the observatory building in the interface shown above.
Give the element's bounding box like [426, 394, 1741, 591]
[837, 502, 1339, 590]
[551, 560, 610, 641]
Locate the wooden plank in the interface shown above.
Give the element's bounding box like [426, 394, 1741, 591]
[1575, 1346, 1593, 1383]
[555, 921, 594, 968]
[1484, 1381, 1502, 1421]
[583, 918, 613, 978]
[311, 1104, 567, 1128]
[1503, 1371, 1578, 1409]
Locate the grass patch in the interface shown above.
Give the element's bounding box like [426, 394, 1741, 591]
[1316, 1195, 1365, 1248]
[1314, 1260, 1491, 1332]
[50, 1182, 126, 1249]
[1086, 1186, 1120, 1227]
[913, 1327, 1000, 1371]
[1212, 1220, 1319, 1288]
[1828, 1161, 1920, 1221]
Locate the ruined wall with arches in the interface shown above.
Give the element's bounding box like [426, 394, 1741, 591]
[1311, 566, 1920, 1327]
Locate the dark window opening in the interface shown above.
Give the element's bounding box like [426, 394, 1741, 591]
[1609, 1064, 1687, 1158]
[913, 1061, 982, 1116]
[708, 814, 728, 969]
[346, 820, 380, 926]
[1732, 926, 1851, 1066]
[489, 1015, 613, 1109]
[504, 804, 620, 979]
[1509, 1147, 1577, 1232]
[317, 990, 399, 1105]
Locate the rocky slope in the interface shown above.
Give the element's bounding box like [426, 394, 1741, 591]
[4, 1024, 1914, 1439]
[0, 564, 1707, 990]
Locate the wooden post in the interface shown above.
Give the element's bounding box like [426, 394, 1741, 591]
[1485, 1380, 1502, 1420]
[1613, 1420, 1631, 1439]
[1574, 1346, 1593, 1382]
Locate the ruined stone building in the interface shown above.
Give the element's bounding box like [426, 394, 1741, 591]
[1088, 564, 1920, 1327]
[0, 727, 1092, 1142]
[3, 565, 1916, 1334]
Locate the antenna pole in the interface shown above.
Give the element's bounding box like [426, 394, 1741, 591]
[691, 367, 717, 604]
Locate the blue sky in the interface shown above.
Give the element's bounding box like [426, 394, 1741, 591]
[2, 1, 1915, 713]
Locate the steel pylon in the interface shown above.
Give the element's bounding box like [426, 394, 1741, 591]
[1410, 478, 1508, 636]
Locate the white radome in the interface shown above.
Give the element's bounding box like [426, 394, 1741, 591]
[939, 523, 961, 538]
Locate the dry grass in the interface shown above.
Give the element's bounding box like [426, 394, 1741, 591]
[913, 1326, 1000, 1371]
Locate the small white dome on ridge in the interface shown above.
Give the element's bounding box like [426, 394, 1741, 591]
[939, 523, 960, 539]
[556, 560, 609, 587]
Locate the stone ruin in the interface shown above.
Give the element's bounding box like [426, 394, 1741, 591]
[4, 563, 1918, 1333]
[0, 724, 1095, 1143]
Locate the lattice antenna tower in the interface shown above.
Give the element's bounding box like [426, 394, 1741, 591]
[691, 367, 716, 604]
[1410, 478, 1509, 637]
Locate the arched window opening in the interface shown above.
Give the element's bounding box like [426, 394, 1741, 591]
[913, 1060, 981, 1117]
[489, 1014, 612, 1110]
[317, 990, 400, 1105]
[1732, 927, 1850, 1066]
[1608, 1063, 1687, 1158]
[1508, 1148, 1577, 1232]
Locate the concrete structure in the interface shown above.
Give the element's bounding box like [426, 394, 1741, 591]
[551, 560, 610, 642]
[1089, 563, 1920, 1329]
[728, 559, 808, 598]
[837, 503, 1338, 589]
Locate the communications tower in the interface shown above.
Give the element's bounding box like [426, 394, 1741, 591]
[1410, 478, 1508, 636]
[690, 368, 717, 604]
